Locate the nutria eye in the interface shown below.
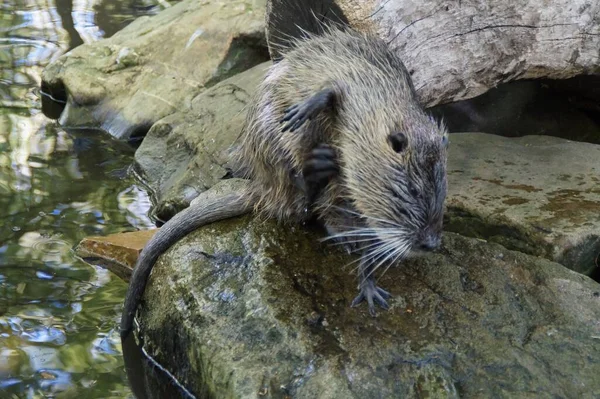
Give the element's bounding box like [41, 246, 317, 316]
[388, 132, 407, 153]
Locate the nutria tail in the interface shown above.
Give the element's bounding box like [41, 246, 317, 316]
[120, 186, 254, 339]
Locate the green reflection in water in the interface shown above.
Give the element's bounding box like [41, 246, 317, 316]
[1, 0, 180, 396]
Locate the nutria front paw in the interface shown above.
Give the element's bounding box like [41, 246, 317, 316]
[303, 143, 339, 204]
[303, 144, 339, 183]
[351, 277, 391, 316]
[280, 88, 335, 132]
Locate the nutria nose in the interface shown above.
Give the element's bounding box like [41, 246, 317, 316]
[419, 234, 441, 251]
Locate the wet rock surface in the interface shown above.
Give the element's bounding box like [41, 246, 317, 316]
[446, 133, 600, 276]
[41, 0, 269, 140]
[135, 214, 600, 398]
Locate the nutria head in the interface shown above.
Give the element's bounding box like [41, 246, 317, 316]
[339, 109, 449, 267]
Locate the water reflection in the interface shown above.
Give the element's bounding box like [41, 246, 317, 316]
[0, 0, 179, 396]
[0, 123, 156, 397]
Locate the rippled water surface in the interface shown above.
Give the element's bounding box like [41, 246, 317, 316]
[1, 0, 181, 397]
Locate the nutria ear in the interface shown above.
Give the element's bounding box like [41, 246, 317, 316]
[442, 134, 449, 147]
[388, 132, 408, 153]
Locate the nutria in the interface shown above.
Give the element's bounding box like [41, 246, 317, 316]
[120, 26, 449, 339]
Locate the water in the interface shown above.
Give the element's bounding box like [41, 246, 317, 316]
[0, 0, 181, 397]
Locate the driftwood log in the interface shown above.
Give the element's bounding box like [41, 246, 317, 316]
[266, 0, 600, 107]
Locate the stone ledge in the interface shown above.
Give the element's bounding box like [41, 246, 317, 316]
[84, 132, 600, 282]
[446, 133, 600, 276]
[75, 229, 157, 281]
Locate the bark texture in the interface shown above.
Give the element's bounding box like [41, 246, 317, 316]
[267, 0, 600, 106]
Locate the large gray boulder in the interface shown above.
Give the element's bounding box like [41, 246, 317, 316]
[132, 62, 271, 221]
[41, 0, 269, 139]
[134, 195, 600, 398]
[446, 133, 600, 276]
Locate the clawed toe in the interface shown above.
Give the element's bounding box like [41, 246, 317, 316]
[282, 104, 299, 117]
[302, 144, 339, 204]
[279, 88, 335, 132]
[376, 286, 391, 299]
[351, 279, 391, 316]
[280, 102, 311, 132]
[280, 105, 300, 125]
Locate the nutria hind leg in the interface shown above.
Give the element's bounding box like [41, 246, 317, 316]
[280, 88, 335, 132]
[302, 143, 339, 205]
[351, 257, 391, 317]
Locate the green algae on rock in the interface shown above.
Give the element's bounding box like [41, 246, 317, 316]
[131, 214, 600, 398]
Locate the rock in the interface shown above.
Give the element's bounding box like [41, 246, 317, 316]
[446, 133, 600, 276]
[266, 0, 600, 107]
[132, 214, 600, 398]
[75, 230, 158, 280]
[132, 62, 271, 221]
[41, 0, 270, 140]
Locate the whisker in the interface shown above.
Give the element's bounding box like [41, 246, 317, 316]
[376, 246, 408, 284]
[322, 225, 411, 241]
[343, 256, 365, 271]
[342, 248, 387, 273]
[362, 240, 411, 283]
[320, 227, 404, 242]
[341, 241, 393, 273]
[320, 231, 379, 242]
[325, 227, 378, 235]
[372, 244, 408, 277]
[355, 240, 384, 251]
[338, 242, 387, 272]
[357, 241, 398, 275]
[363, 248, 399, 282]
[373, 246, 408, 278]
[328, 237, 379, 246]
[331, 205, 404, 228]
